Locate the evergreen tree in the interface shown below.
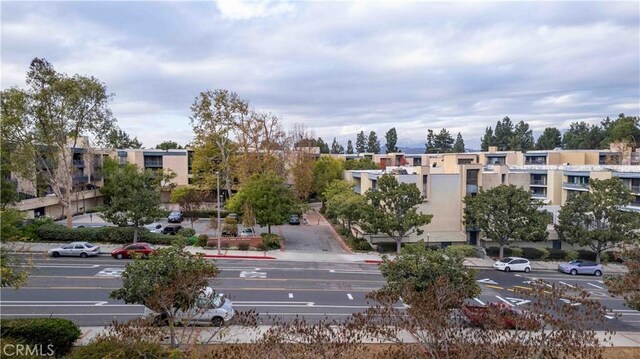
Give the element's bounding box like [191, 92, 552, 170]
[480, 127, 495, 151]
[367, 131, 380, 154]
[434, 128, 454, 153]
[425, 129, 436, 154]
[535, 127, 562, 150]
[494, 117, 514, 151]
[356, 131, 367, 153]
[510, 120, 535, 151]
[317, 137, 330, 154]
[385, 127, 398, 153]
[330, 138, 344, 154]
[453, 132, 465, 153]
[562, 122, 604, 149]
[346, 140, 354, 154]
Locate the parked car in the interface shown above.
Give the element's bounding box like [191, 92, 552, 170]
[493, 257, 531, 273]
[48, 242, 101, 258]
[146, 287, 234, 327]
[162, 225, 183, 235]
[168, 211, 183, 223]
[558, 259, 603, 276]
[239, 228, 256, 237]
[144, 223, 164, 233]
[289, 214, 300, 225]
[226, 213, 239, 220]
[111, 243, 157, 259]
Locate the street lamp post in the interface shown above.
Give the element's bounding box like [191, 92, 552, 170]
[216, 171, 221, 255]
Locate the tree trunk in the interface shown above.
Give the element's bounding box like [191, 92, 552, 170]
[596, 250, 601, 264]
[396, 238, 402, 253]
[268, 224, 272, 234]
[133, 226, 139, 244]
[66, 203, 73, 229]
[499, 243, 505, 259]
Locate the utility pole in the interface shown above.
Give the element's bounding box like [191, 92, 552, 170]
[216, 171, 221, 255]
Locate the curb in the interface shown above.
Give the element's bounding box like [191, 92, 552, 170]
[202, 254, 276, 260]
[363, 260, 383, 264]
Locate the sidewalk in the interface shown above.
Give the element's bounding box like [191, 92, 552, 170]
[75, 325, 640, 347]
[4, 241, 629, 273]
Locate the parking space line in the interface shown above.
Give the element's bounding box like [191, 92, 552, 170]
[486, 285, 504, 290]
[347, 293, 353, 300]
[495, 296, 514, 306]
[558, 281, 575, 288]
[473, 298, 485, 306]
[587, 283, 604, 290]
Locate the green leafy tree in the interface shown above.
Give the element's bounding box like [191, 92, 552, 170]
[1, 58, 116, 228]
[0, 208, 28, 288]
[110, 242, 219, 347]
[312, 156, 344, 205]
[324, 182, 366, 233]
[453, 132, 465, 153]
[480, 126, 496, 151]
[562, 121, 605, 149]
[385, 127, 398, 153]
[360, 174, 432, 253]
[171, 186, 204, 229]
[330, 138, 344, 154]
[494, 116, 514, 151]
[355, 131, 367, 153]
[316, 137, 330, 154]
[425, 129, 436, 153]
[106, 127, 143, 149]
[322, 179, 354, 204]
[601, 113, 640, 148]
[343, 158, 379, 170]
[155, 140, 183, 150]
[366, 131, 380, 154]
[190, 89, 248, 196]
[379, 243, 480, 300]
[510, 120, 535, 151]
[346, 140, 354, 154]
[535, 127, 562, 150]
[99, 164, 164, 243]
[464, 184, 549, 258]
[0, 144, 18, 210]
[556, 178, 640, 263]
[226, 172, 296, 233]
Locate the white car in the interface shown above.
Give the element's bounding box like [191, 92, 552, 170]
[48, 242, 101, 258]
[239, 228, 256, 237]
[146, 287, 234, 327]
[144, 223, 164, 233]
[493, 257, 531, 273]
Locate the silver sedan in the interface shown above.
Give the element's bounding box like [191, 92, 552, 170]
[48, 242, 101, 258]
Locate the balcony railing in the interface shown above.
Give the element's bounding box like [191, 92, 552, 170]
[530, 179, 547, 186]
[525, 159, 547, 165]
[628, 185, 640, 194]
[144, 159, 163, 168]
[531, 192, 547, 199]
[72, 175, 89, 185]
[562, 182, 590, 191]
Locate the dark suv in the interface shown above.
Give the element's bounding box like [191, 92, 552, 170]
[162, 225, 183, 235]
[168, 211, 183, 223]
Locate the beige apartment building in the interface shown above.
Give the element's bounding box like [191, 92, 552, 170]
[342, 146, 640, 249]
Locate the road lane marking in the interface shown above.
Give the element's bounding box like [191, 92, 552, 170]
[495, 296, 514, 306]
[587, 283, 604, 289]
[347, 293, 353, 300]
[604, 315, 615, 319]
[477, 278, 498, 285]
[559, 298, 581, 306]
[473, 298, 485, 306]
[288, 293, 293, 298]
[486, 285, 504, 290]
[513, 285, 532, 291]
[17, 265, 101, 269]
[95, 268, 125, 277]
[505, 297, 530, 306]
[558, 281, 575, 288]
[239, 271, 267, 279]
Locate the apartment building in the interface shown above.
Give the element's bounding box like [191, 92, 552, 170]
[9, 137, 110, 219]
[342, 146, 640, 249]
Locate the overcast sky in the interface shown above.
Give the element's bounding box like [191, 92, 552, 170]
[2, 1, 638, 149]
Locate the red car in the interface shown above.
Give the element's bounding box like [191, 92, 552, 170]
[111, 243, 157, 259]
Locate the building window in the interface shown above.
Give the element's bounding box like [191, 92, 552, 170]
[458, 159, 473, 165]
[525, 156, 547, 165]
[531, 187, 547, 197]
[466, 169, 479, 185]
[530, 174, 547, 185]
[567, 175, 589, 186]
[486, 156, 505, 165]
[144, 156, 163, 168]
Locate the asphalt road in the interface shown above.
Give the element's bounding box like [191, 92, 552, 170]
[1, 254, 638, 332]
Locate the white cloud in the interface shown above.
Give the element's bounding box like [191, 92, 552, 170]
[215, 0, 295, 20]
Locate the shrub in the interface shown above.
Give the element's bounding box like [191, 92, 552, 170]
[261, 234, 281, 250]
[510, 247, 523, 257]
[20, 216, 55, 241]
[0, 337, 41, 358]
[348, 237, 372, 251]
[547, 248, 567, 260]
[485, 246, 514, 257]
[444, 245, 476, 258]
[35, 225, 174, 245]
[197, 234, 209, 247]
[521, 247, 545, 260]
[577, 250, 597, 261]
[565, 250, 579, 261]
[256, 242, 268, 251]
[177, 227, 196, 237]
[238, 243, 250, 251]
[67, 337, 166, 359]
[0, 318, 81, 357]
[539, 248, 550, 260]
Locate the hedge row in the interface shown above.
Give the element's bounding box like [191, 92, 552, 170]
[158, 209, 230, 219]
[35, 225, 180, 245]
[0, 318, 81, 357]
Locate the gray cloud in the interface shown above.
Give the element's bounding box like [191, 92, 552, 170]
[1, 1, 638, 149]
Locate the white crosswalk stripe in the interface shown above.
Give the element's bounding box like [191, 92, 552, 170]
[95, 268, 125, 277]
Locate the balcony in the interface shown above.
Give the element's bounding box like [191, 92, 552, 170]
[531, 192, 547, 200]
[466, 184, 478, 194]
[530, 179, 547, 186]
[73, 175, 89, 185]
[73, 160, 85, 168]
[627, 185, 640, 194]
[562, 182, 590, 191]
